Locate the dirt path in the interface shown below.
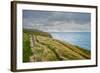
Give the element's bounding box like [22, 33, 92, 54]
[29, 35, 90, 62]
[36, 36, 86, 59]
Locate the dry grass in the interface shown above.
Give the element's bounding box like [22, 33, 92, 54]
[23, 30, 91, 62]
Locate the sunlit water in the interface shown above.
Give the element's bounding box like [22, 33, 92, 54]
[50, 32, 91, 50]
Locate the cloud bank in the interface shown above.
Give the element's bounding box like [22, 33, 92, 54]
[23, 10, 91, 32]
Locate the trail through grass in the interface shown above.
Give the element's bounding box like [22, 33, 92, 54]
[23, 30, 91, 62]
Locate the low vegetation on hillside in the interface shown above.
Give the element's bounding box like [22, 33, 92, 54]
[23, 29, 91, 62]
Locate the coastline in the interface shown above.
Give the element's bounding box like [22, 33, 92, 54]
[23, 29, 91, 62]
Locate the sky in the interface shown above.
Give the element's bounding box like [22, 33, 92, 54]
[23, 10, 91, 32]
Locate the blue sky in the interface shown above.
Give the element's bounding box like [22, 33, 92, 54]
[23, 10, 91, 32]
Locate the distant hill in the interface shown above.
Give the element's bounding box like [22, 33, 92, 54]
[23, 28, 52, 38]
[23, 29, 90, 62]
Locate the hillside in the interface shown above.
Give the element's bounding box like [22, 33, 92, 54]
[23, 29, 90, 62]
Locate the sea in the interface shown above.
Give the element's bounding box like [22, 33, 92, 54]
[50, 32, 91, 50]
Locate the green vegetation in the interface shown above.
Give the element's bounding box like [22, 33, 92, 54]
[23, 29, 91, 62]
[54, 39, 90, 59]
[23, 29, 52, 38]
[74, 45, 91, 57]
[23, 33, 33, 62]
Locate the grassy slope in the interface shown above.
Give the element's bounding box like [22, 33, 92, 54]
[23, 29, 91, 62]
[23, 32, 33, 62]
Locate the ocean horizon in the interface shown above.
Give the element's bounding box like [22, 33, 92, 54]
[50, 32, 91, 50]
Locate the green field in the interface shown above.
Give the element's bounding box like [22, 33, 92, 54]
[23, 29, 91, 62]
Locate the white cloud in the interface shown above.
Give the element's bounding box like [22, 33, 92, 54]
[23, 10, 91, 32]
[28, 21, 90, 32]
